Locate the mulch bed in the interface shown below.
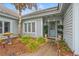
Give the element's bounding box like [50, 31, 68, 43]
[48, 39, 73, 56]
[0, 38, 29, 56]
[0, 38, 74, 56]
[56, 41, 73, 56]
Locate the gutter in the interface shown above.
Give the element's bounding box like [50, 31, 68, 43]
[23, 6, 60, 19]
[0, 11, 18, 20]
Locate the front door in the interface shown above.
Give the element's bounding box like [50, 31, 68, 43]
[48, 21, 56, 37]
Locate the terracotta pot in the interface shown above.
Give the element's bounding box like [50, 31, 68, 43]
[45, 34, 48, 38]
[58, 35, 62, 40]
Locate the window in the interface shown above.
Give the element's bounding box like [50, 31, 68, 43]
[0, 21, 2, 33]
[4, 22, 10, 33]
[32, 22, 35, 32]
[28, 23, 31, 32]
[0, 21, 10, 34]
[24, 22, 35, 33]
[24, 23, 27, 32]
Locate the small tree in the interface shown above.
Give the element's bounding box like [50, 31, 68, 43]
[12, 3, 37, 36]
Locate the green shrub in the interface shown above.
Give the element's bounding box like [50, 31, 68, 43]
[21, 35, 31, 39]
[20, 36, 45, 52]
[27, 41, 38, 52]
[26, 37, 45, 52]
[36, 37, 45, 44]
[20, 35, 31, 44]
[0, 38, 3, 43]
[59, 40, 66, 47]
[62, 46, 71, 51]
[59, 39, 71, 52]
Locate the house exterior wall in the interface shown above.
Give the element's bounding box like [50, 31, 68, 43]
[63, 4, 73, 51]
[63, 3, 79, 55]
[0, 16, 18, 35]
[73, 3, 79, 55]
[12, 19, 18, 34]
[23, 17, 43, 37]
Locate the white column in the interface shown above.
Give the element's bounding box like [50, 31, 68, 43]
[48, 20, 49, 37]
[41, 18, 43, 37]
[56, 18, 58, 40]
[2, 21, 4, 34]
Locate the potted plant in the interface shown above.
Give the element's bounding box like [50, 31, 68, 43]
[58, 24, 63, 40]
[3, 32, 13, 44]
[58, 40, 73, 56]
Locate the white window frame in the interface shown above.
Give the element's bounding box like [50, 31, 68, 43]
[28, 22, 31, 33]
[4, 21, 10, 33]
[24, 21, 35, 33]
[24, 23, 27, 32]
[0, 21, 11, 34]
[32, 22, 35, 32]
[0, 21, 3, 34]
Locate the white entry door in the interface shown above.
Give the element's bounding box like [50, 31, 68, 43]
[48, 21, 56, 37]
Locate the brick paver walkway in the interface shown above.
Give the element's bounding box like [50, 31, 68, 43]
[21, 42, 58, 56]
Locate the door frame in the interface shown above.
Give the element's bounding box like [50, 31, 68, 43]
[48, 20, 57, 38]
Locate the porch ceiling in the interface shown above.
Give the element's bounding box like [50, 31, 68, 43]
[43, 13, 63, 20]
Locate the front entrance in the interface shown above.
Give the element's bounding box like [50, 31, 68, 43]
[48, 21, 56, 37]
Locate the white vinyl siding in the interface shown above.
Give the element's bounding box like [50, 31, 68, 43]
[63, 4, 73, 50]
[36, 18, 43, 37]
[73, 4, 79, 55]
[11, 20, 18, 34]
